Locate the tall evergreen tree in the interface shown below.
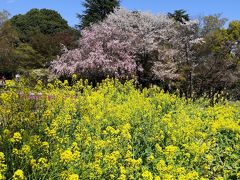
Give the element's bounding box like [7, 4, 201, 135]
[77, 0, 120, 29]
[168, 9, 190, 23]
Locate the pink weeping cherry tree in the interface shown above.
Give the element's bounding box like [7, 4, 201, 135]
[51, 20, 137, 81]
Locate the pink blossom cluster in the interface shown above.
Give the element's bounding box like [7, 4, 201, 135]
[51, 20, 136, 79]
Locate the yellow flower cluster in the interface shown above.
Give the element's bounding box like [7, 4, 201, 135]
[0, 78, 239, 179]
[9, 132, 22, 143]
[12, 169, 25, 180]
[60, 149, 74, 163]
[0, 152, 7, 180]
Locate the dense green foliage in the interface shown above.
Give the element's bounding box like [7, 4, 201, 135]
[0, 9, 78, 78]
[0, 79, 239, 179]
[10, 8, 78, 64]
[11, 9, 69, 40]
[0, 21, 19, 75]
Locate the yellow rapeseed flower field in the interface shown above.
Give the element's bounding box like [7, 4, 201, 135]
[0, 78, 239, 179]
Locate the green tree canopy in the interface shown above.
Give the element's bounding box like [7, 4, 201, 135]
[13, 43, 45, 70]
[77, 0, 120, 29]
[10, 8, 70, 42]
[228, 20, 240, 41]
[9, 9, 78, 70]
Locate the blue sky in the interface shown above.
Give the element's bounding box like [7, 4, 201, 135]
[0, 0, 239, 27]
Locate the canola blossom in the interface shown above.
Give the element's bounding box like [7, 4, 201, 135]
[0, 78, 239, 179]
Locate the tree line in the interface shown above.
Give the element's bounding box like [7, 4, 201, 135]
[1, 0, 240, 101]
